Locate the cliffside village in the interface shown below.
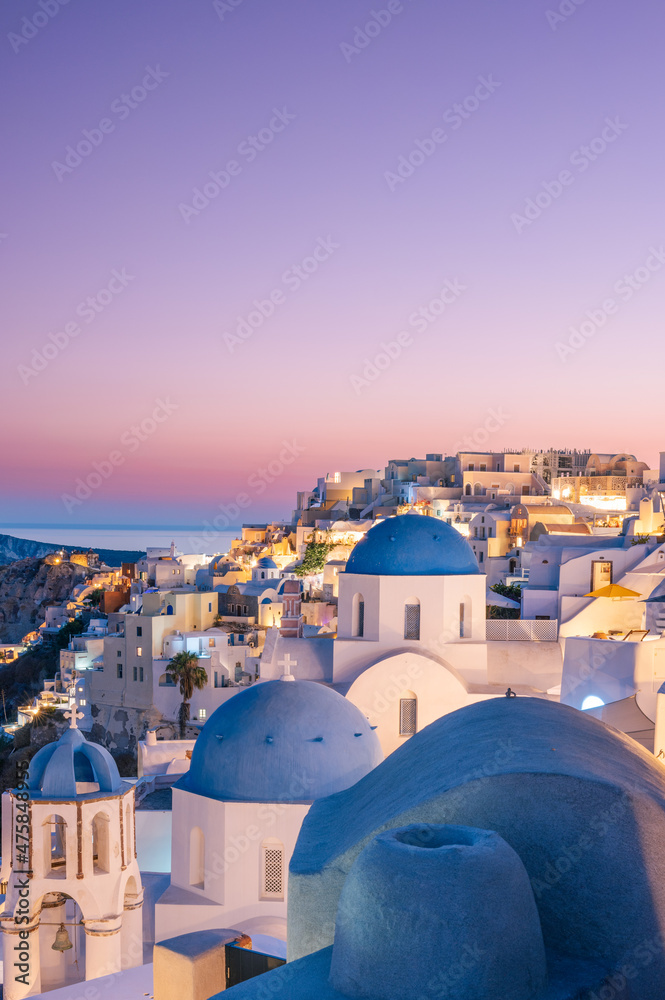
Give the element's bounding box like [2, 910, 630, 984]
[5, 445, 665, 997]
[8, 446, 665, 758]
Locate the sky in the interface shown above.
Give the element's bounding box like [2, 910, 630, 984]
[1, 0, 664, 528]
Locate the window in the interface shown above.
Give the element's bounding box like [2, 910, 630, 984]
[209, 638, 215, 648]
[480, 464, 487, 472]
[468, 463, 474, 471]
[352, 593, 365, 637]
[92, 812, 110, 873]
[474, 527, 478, 538]
[399, 697, 417, 736]
[136, 626, 142, 637]
[243, 605, 248, 615]
[465, 484, 472, 496]
[189, 827, 205, 889]
[460, 597, 472, 637]
[513, 464, 520, 472]
[479, 552, 484, 563]
[137, 647, 142, 656]
[474, 483, 482, 496]
[133, 667, 137, 682]
[117, 664, 123, 679]
[44, 814, 67, 878]
[117, 650, 122, 657]
[139, 667, 144, 682]
[404, 601, 420, 641]
[208, 602, 212, 612]
[198, 708, 206, 720]
[260, 840, 284, 900]
[591, 560, 613, 591]
[488, 528, 493, 538]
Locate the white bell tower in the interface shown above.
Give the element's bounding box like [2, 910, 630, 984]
[0, 710, 143, 998]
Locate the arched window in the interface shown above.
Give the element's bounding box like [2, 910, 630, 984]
[260, 838, 284, 901]
[465, 484, 472, 496]
[352, 593, 365, 638]
[404, 598, 420, 640]
[43, 814, 67, 878]
[92, 812, 110, 873]
[474, 483, 482, 496]
[158, 673, 176, 686]
[399, 691, 417, 737]
[459, 596, 472, 639]
[189, 826, 205, 889]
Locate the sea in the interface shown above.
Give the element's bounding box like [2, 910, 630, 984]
[0, 525, 238, 557]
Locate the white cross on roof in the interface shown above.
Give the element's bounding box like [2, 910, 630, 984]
[64, 705, 85, 730]
[278, 652, 297, 681]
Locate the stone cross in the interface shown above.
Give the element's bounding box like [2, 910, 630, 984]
[64, 705, 85, 729]
[278, 652, 297, 681]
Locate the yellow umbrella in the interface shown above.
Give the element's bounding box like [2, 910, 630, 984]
[584, 584, 641, 599]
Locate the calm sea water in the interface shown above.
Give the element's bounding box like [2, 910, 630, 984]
[0, 525, 237, 556]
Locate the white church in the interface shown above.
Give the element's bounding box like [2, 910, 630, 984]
[262, 513, 562, 754]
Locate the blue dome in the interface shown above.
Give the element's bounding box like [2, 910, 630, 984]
[345, 515, 479, 576]
[178, 680, 383, 802]
[27, 727, 122, 799]
[256, 557, 277, 569]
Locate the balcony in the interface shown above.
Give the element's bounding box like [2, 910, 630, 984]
[486, 619, 558, 641]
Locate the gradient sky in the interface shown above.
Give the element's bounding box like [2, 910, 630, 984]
[1, 0, 664, 527]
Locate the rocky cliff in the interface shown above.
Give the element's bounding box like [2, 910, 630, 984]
[0, 533, 144, 567]
[0, 557, 87, 644]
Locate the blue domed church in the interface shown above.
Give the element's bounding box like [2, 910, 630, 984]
[332, 514, 492, 754]
[155, 677, 382, 953]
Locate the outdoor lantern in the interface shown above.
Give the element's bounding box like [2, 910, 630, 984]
[52, 923, 73, 952]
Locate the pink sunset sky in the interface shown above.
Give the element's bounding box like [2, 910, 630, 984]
[1, 0, 663, 527]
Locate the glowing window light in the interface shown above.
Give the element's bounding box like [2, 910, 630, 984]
[581, 696, 605, 711]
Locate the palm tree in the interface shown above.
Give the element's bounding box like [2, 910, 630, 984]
[166, 652, 208, 739]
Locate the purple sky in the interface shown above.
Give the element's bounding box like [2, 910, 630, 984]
[2, 0, 663, 527]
